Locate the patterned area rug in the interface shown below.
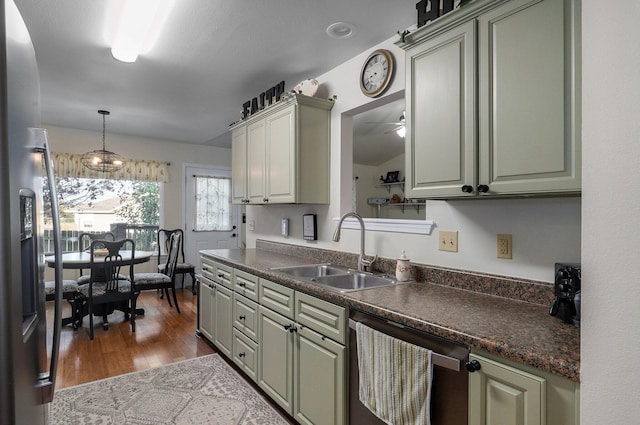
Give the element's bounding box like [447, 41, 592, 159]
[49, 354, 290, 425]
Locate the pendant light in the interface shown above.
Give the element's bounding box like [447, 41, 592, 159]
[81, 110, 124, 172]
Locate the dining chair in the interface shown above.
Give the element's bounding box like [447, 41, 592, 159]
[44, 279, 81, 329]
[77, 231, 115, 284]
[77, 238, 136, 340]
[133, 231, 182, 314]
[156, 228, 196, 294]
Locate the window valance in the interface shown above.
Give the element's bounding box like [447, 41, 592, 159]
[51, 152, 169, 183]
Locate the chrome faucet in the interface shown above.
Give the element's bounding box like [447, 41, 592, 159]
[332, 212, 377, 272]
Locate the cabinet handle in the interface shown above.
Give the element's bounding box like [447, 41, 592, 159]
[217, 273, 224, 278]
[465, 360, 482, 372]
[238, 352, 245, 358]
[283, 324, 297, 333]
[237, 282, 246, 287]
[477, 184, 490, 193]
[239, 315, 246, 320]
[263, 198, 269, 203]
[461, 185, 474, 193]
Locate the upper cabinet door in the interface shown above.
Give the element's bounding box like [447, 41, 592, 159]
[231, 126, 247, 204]
[247, 120, 266, 204]
[405, 20, 477, 198]
[478, 0, 581, 195]
[265, 105, 297, 204]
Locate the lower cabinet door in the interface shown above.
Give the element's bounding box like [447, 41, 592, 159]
[294, 326, 346, 425]
[198, 279, 214, 341]
[232, 328, 258, 382]
[258, 306, 294, 414]
[213, 284, 233, 357]
[468, 353, 546, 425]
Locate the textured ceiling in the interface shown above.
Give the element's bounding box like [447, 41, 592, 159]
[15, 0, 416, 148]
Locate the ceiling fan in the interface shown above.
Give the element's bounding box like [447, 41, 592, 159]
[366, 111, 406, 136]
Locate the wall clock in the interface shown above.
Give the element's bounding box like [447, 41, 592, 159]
[360, 49, 394, 98]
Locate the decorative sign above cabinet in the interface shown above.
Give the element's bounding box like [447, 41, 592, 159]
[415, 0, 467, 28]
[241, 80, 286, 119]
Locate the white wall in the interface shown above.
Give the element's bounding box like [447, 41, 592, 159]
[581, 2, 640, 423]
[245, 36, 581, 283]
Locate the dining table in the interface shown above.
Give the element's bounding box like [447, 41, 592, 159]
[45, 250, 156, 319]
[45, 250, 155, 270]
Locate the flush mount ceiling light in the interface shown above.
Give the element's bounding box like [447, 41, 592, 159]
[81, 110, 124, 172]
[109, 0, 176, 63]
[326, 22, 356, 39]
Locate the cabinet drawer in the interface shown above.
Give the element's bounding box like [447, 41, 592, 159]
[233, 328, 258, 382]
[214, 262, 233, 289]
[234, 269, 260, 302]
[200, 256, 217, 282]
[295, 292, 347, 345]
[233, 294, 259, 342]
[259, 278, 295, 320]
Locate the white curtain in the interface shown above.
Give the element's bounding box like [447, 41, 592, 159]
[51, 152, 169, 182]
[194, 175, 232, 231]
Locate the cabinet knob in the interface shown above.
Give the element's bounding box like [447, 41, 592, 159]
[238, 282, 246, 287]
[461, 185, 473, 193]
[238, 352, 245, 358]
[239, 315, 246, 320]
[465, 360, 482, 372]
[477, 184, 490, 193]
[263, 198, 269, 203]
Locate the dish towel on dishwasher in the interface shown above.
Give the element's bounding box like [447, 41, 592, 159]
[356, 322, 433, 425]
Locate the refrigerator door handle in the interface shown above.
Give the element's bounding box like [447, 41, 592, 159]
[33, 133, 62, 403]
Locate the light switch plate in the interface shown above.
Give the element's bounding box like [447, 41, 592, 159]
[439, 230, 458, 252]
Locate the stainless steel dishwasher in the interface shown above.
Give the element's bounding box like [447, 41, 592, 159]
[349, 310, 470, 425]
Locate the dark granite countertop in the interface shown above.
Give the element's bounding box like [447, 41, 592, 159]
[200, 248, 580, 382]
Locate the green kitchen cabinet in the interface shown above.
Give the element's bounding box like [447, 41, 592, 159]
[257, 281, 347, 425]
[469, 352, 580, 425]
[198, 275, 215, 341]
[213, 283, 233, 358]
[400, 0, 580, 198]
[294, 324, 346, 425]
[258, 305, 295, 413]
[231, 125, 248, 204]
[230, 93, 333, 205]
[232, 327, 258, 382]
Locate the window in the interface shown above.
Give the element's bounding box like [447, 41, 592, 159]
[43, 177, 161, 252]
[194, 176, 231, 231]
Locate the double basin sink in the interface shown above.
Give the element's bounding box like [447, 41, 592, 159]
[269, 264, 398, 293]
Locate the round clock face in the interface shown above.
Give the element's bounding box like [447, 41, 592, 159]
[360, 49, 394, 98]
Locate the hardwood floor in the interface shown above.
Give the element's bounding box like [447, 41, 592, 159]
[47, 289, 216, 389]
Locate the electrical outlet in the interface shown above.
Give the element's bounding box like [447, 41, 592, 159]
[439, 230, 458, 252]
[497, 234, 512, 259]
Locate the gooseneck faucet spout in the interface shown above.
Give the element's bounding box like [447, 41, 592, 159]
[333, 212, 377, 272]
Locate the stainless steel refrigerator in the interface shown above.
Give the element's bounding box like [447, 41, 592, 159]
[1, 0, 63, 424]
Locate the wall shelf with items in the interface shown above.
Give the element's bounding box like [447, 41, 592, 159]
[367, 197, 425, 216]
[389, 201, 425, 214]
[377, 182, 405, 193]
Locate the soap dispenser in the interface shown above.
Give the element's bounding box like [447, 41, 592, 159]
[395, 250, 411, 282]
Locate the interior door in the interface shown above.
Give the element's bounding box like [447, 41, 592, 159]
[184, 165, 240, 280]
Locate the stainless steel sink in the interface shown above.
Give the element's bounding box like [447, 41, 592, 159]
[311, 271, 397, 292]
[270, 264, 349, 279]
[270, 264, 397, 292]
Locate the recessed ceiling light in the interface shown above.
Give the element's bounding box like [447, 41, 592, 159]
[326, 22, 356, 39]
